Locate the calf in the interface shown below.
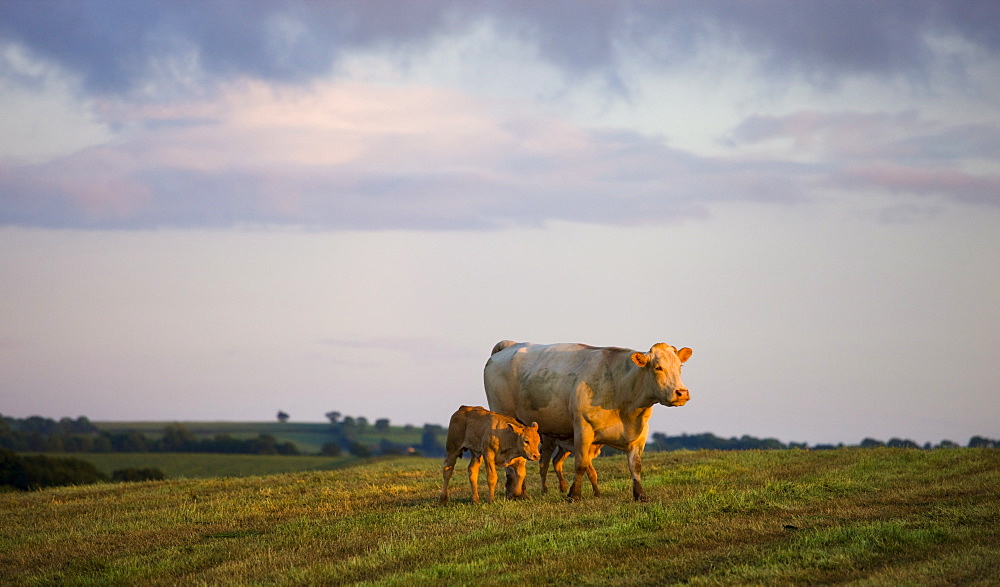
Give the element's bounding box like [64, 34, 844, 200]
[440, 405, 541, 504]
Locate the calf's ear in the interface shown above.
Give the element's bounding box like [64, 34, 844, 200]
[530, 422, 538, 430]
[631, 352, 650, 367]
[677, 347, 693, 362]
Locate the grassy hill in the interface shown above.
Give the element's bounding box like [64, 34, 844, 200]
[94, 420, 429, 454]
[44, 452, 358, 479]
[2, 448, 998, 584]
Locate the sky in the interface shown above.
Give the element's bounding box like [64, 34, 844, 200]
[1, 0, 998, 446]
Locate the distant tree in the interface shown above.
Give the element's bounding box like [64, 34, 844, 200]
[120, 431, 151, 452]
[320, 442, 343, 456]
[160, 423, 197, 452]
[887, 437, 920, 449]
[378, 438, 405, 455]
[968, 436, 998, 448]
[936, 440, 960, 449]
[357, 417, 369, 432]
[1, 449, 108, 490]
[375, 418, 390, 432]
[325, 411, 341, 425]
[277, 411, 290, 423]
[348, 441, 372, 457]
[860, 438, 886, 448]
[340, 417, 357, 441]
[112, 467, 167, 482]
[421, 424, 445, 457]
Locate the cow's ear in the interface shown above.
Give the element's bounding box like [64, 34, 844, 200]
[507, 422, 517, 431]
[677, 347, 693, 363]
[631, 352, 650, 367]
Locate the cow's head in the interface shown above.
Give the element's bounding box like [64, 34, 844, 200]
[509, 421, 542, 461]
[631, 343, 692, 406]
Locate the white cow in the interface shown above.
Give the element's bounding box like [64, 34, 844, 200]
[484, 341, 692, 501]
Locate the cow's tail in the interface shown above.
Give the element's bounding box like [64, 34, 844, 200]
[491, 340, 518, 355]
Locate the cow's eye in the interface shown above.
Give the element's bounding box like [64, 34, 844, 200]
[654, 366, 664, 372]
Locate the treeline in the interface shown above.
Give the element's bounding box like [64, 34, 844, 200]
[4, 414, 996, 458]
[322, 411, 445, 457]
[0, 448, 107, 491]
[1, 448, 167, 491]
[0, 415, 298, 455]
[646, 432, 999, 451]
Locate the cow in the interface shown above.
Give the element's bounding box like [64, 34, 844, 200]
[439, 405, 541, 504]
[539, 435, 602, 495]
[484, 340, 692, 501]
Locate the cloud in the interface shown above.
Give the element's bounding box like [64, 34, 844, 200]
[834, 164, 1000, 206]
[3, 2, 999, 230]
[4, 77, 998, 230]
[728, 110, 1000, 163]
[725, 110, 1000, 208]
[3, 1, 999, 97]
[1, 78, 820, 230]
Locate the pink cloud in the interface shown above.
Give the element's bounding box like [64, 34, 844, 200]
[836, 163, 1000, 205]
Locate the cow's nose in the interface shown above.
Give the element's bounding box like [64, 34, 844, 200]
[676, 387, 689, 398]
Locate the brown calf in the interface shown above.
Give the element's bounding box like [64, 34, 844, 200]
[440, 405, 541, 504]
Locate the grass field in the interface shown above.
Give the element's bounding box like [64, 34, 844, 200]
[42, 452, 359, 479]
[94, 421, 429, 454]
[2, 448, 998, 584]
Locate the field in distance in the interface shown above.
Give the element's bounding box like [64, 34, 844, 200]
[3, 448, 998, 584]
[94, 420, 429, 454]
[44, 451, 356, 479]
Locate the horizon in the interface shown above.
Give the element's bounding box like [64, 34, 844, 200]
[5, 411, 993, 449]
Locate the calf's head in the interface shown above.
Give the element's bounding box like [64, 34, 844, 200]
[631, 343, 692, 407]
[509, 421, 541, 461]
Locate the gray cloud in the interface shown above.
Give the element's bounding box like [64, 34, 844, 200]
[0, 120, 813, 230]
[5, 100, 998, 231]
[3, 0, 999, 95]
[3, 1, 999, 231]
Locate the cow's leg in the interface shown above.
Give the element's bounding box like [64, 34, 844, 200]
[587, 444, 601, 496]
[440, 450, 460, 503]
[539, 440, 556, 493]
[468, 454, 483, 504]
[553, 447, 570, 493]
[626, 444, 648, 502]
[568, 429, 596, 501]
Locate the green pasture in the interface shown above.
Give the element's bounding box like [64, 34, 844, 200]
[42, 452, 357, 479]
[3, 448, 998, 584]
[94, 421, 430, 454]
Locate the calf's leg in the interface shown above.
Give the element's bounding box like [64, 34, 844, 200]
[505, 458, 529, 500]
[467, 454, 483, 504]
[440, 450, 460, 504]
[484, 455, 498, 503]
